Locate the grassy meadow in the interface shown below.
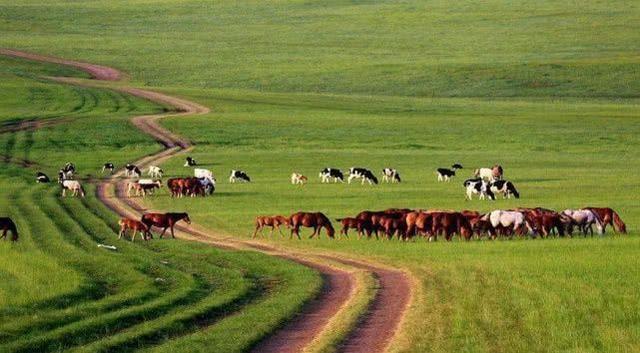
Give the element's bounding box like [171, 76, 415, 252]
[1, 0, 639, 352]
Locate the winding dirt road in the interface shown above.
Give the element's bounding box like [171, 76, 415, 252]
[0, 48, 412, 353]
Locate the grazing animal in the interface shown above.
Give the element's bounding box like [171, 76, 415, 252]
[147, 165, 164, 178]
[451, 163, 463, 170]
[348, 167, 378, 185]
[0, 217, 18, 241]
[464, 178, 495, 200]
[562, 209, 604, 236]
[474, 165, 503, 181]
[291, 172, 308, 185]
[125, 164, 141, 178]
[102, 163, 115, 174]
[229, 170, 250, 183]
[584, 207, 626, 234]
[436, 168, 456, 182]
[167, 177, 206, 197]
[381, 168, 401, 183]
[253, 216, 290, 238]
[319, 168, 344, 183]
[141, 212, 191, 239]
[194, 168, 216, 184]
[481, 210, 532, 238]
[118, 218, 152, 241]
[198, 177, 215, 195]
[289, 212, 335, 239]
[60, 180, 85, 197]
[520, 208, 570, 238]
[430, 212, 473, 241]
[336, 217, 372, 239]
[184, 156, 197, 167]
[61, 162, 76, 179]
[36, 172, 50, 183]
[489, 180, 520, 199]
[127, 180, 161, 197]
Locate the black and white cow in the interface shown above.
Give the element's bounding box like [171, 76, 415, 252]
[102, 162, 115, 174]
[125, 164, 141, 178]
[451, 163, 463, 170]
[463, 178, 495, 200]
[184, 156, 197, 167]
[36, 172, 50, 183]
[436, 168, 456, 182]
[319, 168, 344, 183]
[489, 180, 520, 199]
[348, 167, 378, 185]
[229, 170, 251, 183]
[382, 168, 401, 183]
[61, 162, 76, 180]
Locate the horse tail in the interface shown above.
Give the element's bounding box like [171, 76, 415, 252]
[612, 210, 627, 234]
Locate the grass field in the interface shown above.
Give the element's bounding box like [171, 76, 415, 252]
[1, 0, 639, 352]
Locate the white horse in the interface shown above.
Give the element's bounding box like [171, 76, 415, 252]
[147, 165, 163, 178]
[562, 209, 604, 236]
[61, 180, 85, 197]
[482, 210, 531, 237]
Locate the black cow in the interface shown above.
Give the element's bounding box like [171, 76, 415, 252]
[229, 170, 251, 183]
[319, 168, 344, 183]
[348, 167, 378, 185]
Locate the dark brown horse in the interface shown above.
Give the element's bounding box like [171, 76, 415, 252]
[253, 215, 290, 238]
[0, 217, 18, 242]
[585, 207, 627, 234]
[431, 212, 473, 241]
[141, 212, 191, 238]
[289, 212, 335, 239]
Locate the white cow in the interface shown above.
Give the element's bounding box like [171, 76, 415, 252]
[148, 165, 163, 178]
[61, 180, 85, 197]
[194, 168, 216, 184]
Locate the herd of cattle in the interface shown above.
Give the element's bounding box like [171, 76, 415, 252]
[254, 207, 627, 241]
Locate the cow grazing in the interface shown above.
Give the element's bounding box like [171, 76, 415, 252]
[489, 180, 520, 199]
[147, 165, 164, 178]
[118, 218, 152, 241]
[253, 216, 290, 238]
[0, 217, 18, 242]
[464, 178, 495, 200]
[36, 172, 50, 183]
[381, 168, 401, 183]
[102, 162, 115, 174]
[291, 172, 308, 185]
[319, 168, 344, 183]
[289, 212, 335, 239]
[436, 168, 456, 182]
[348, 167, 378, 185]
[125, 164, 141, 178]
[60, 180, 85, 197]
[184, 156, 197, 167]
[229, 170, 250, 183]
[451, 163, 463, 170]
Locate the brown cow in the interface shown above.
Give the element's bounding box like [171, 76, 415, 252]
[253, 215, 290, 238]
[118, 218, 152, 241]
[289, 212, 335, 239]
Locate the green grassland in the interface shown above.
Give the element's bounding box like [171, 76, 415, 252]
[1, 0, 640, 352]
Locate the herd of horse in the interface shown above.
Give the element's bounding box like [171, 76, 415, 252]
[254, 207, 627, 241]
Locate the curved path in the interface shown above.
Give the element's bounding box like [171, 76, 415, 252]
[0, 48, 412, 353]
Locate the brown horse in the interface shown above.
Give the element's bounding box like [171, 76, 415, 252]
[141, 212, 191, 238]
[0, 217, 18, 242]
[118, 218, 152, 241]
[585, 207, 627, 234]
[253, 215, 290, 238]
[431, 212, 473, 241]
[289, 212, 335, 239]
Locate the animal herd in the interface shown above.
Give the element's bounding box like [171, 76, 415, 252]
[254, 207, 626, 241]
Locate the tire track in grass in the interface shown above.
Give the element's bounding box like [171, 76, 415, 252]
[0, 48, 412, 353]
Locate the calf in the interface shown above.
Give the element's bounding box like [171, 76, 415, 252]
[489, 180, 520, 199]
[381, 168, 401, 183]
[436, 168, 456, 182]
[36, 172, 50, 183]
[464, 178, 495, 200]
[291, 172, 308, 185]
[348, 167, 378, 185]
[125, 164, 141, 178]
[253, 215, 290, 238]
[184, 156, 197, 167]
[229, 170, 251, 183]
[118, 218, 152, 241]
[319, 168, 344, 183]
[147, 165, 164, 178]
[102, 162, 115, 174]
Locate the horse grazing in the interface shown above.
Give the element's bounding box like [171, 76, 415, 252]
[141, 212, 191, 239]
[118, 218, 152, 241]
[0, 217, 18, 241]
[336, 217, 364, 238]
[430, 212, 473, 241]
[562, 209, 604, 236]
[289, 212, 335, 239]
[482, 210, 531, 239]
[253, 215, 290, 238]
[584, 207, 627, 234]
